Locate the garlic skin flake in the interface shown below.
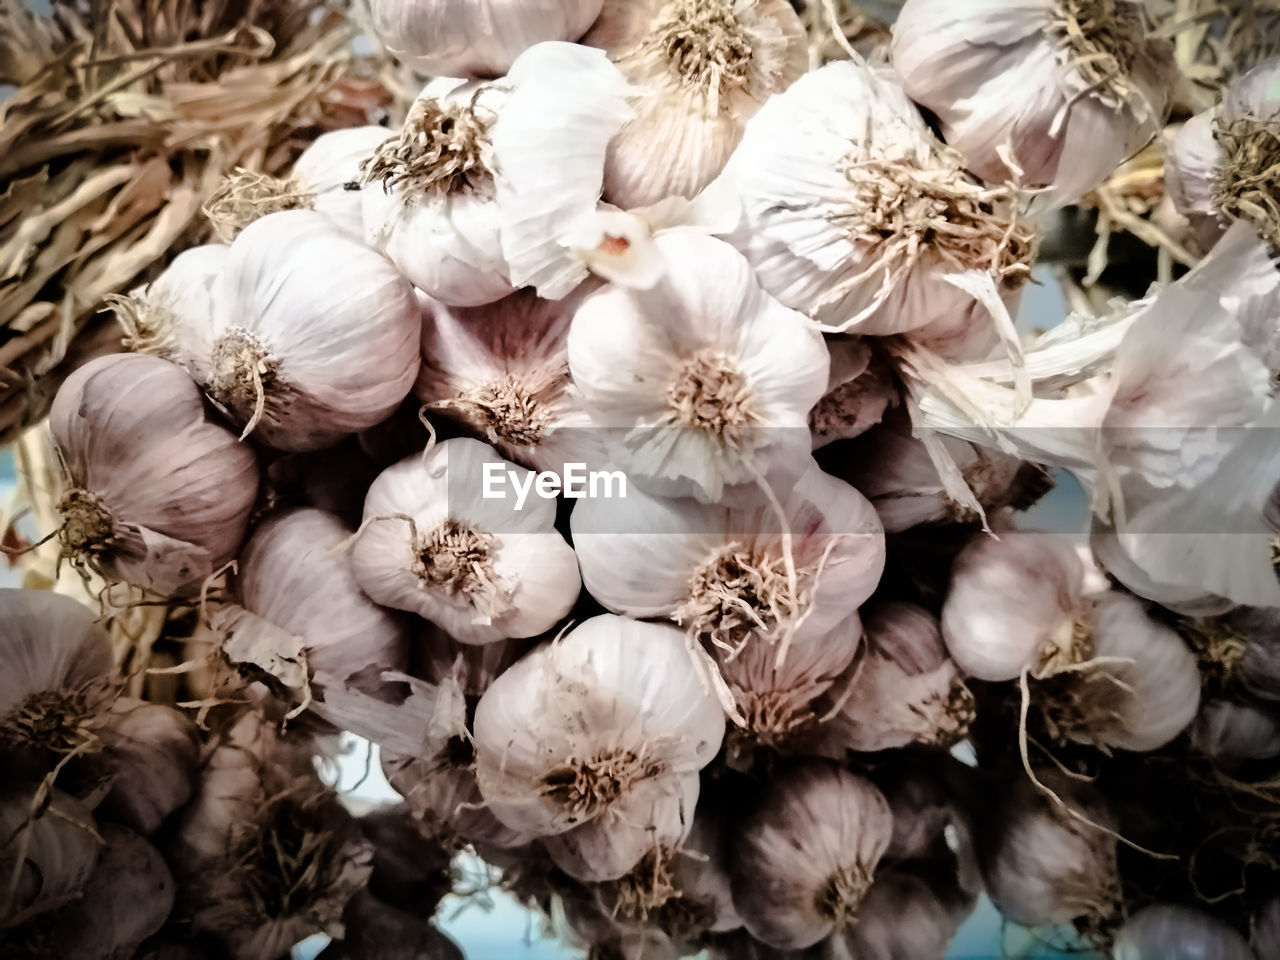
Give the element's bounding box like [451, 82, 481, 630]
[370, 0, 604, 79]
[892, 0, 1174, 206]
[50, 353, 260, 595]
[584, 0, 806, 209]
[473, 615, 725, 879]
[352, 438, 581, 644]
[720, 60, 1036, 335]
[568, 230, 829, 503]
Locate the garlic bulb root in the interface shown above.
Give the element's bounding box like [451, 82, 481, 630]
[680, 541, 809, 654]
[204, 168, 315, 240]
[207, 327, 292, 438]
[540, 749, 667, 825]
[1213, 116, 1280, 245]
[364, 98, 495, 197]
[412, 518, 512, 620]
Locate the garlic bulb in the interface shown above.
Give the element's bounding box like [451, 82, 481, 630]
[1192, 698, 1280, 762]
[319, 889, 465, 960]
[111, 243, 227, 363]
[976, 772, 1119, 929]
[49, 353, 259, 594]
[190, 209, 421, 451]
[1255, 897, 1280, 959]
[891, 0, 1174, 206]
[205, 126, 391, 239]
[808, 338, 897, 450]
[824, 866, 976, 960]
[415, 288, 605, 473]
[473, 615, 725, 881]
[941, 530, 1085, 681]
[1164, 112, 1229, 252]
[1032, 591, 1201, 753]
[98, 698, 200, 835]
[720, 60, 1036, 335]
[1236, 606, 1280, 702]
[821, 601, 974, 752]
[0, 786, 100, 926]
[572, 458, 883, 654]
[172, 713, 373, 960]
[352, 438, 580, 644]
[362, 42, 632, 304]
[369, 0, 604, 78]
[1113, 903, 1254, 960]
[584, 0, 806, 208]
[416, 625, 532, 698]
[729, 761, 893, 949]
[568, 230, 830, 502]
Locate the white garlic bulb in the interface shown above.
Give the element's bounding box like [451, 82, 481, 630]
[568, 230, 830, 502]
[729, 761, 893, 949]
[111, 243, 227, 363]
[472, 615, 725, 880]
[352, 438, 580, 644]
[415, 288, 606, 473]
[584, 0, 806, 208]
[941, 530, 1086, 681]
[719, 60, 1037, 337]
[369, 0, 604, 78]
[891, 0, 1174, 206]
[1113, 903, 1254, 960]
[50, 353, 260, 594]
[363, 42, 632, 305]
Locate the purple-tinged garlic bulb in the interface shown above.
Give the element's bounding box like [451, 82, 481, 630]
[729, 761, 893, 949]
[363, 43, 632, 304]
[204, 126, 391, 240]
[824, 865, 977, 960]
[0, 785, 100, 926]
[584, 0, 806, 208]
[892, 0, 1174, 206]
[1165, 112, 1230, 252]
[720, 61, 1037, 337]
[189, 210, 421, 451]
[567, 230, 830, 503]
[49, 353, 259, 594]
[1113, 903, 1254, 960]
[941, 530, 1086, 681]
[473, 615, 725, 881]
[97, 698, 200, 835]
[820, 602, 974, 753]
[572, 459, 883, 655]
[1192, 698, 1280, 762]
[352, 439, 580, 644]
[808, 339, 897, 450]
[171, 713, 373, 960]
[369, 0, 603, 78]
[975, 772, 1120, 932]
[415, 288, 604, 473]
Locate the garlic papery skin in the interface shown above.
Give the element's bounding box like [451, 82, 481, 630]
[110, 243, 228, 366]
[415, 288, 606, 473]
[941, 531, 1085, 682]
[976, 772, 1119, 931]
[472, 615, 725, 877]
[571, 458, 884, 652]
[363, 43, 632, 304]
[821, 601, 975, 753]
[49, 353, 259, 595]
[0, 786, 100, 926]
[583, 0, 806, 209]
[351, 438, 580, 644]
[567, 230, 830, 502]
[728, 761, 893, 950]
[720, 60, 1037, 335]
[1113, 903, 1254, 960]
[1033, 591, 1201, 753]
[369, 0, 604, 78]
[1164, 111, 1229, 252]
[205, 126, 391, 240]
[98, 698, 200, 835]
[1192, 698, 1280, 762]
[891, 0, 1174, 207]
[199, 209, 420, 451]
[808, 338, 897, 450]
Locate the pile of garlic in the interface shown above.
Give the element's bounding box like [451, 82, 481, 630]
[3, 1, 1279, 958]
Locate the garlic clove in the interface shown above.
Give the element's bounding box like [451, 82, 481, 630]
[565, 208, 666, 290]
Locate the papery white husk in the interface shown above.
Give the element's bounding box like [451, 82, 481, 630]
[1113, 903, 1255, 960]
[808, 338, 898, 449]
[472, 615, 725, 872]
[941, 531, 1085, 682]
[572, 458, 884, 649]
[369, 0, 604, 78]
[49, 353, 260, 594]
[729, 761, 893, 950]
[891, 0, 1173, 206]
[351, 438, 581, 644]
[1192, 698, 1280, 762]
[194, 210, 420, 451]
[363, 43, 633, 304]
[415, 288, 608, 473]
[718, 60, 1034, 336]
[584, 0, 806, 208]
[568, 230, 829, 503]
